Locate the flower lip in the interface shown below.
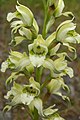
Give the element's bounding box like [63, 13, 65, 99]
[23, 85, 40, 96]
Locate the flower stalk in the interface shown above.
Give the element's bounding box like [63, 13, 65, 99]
[1, 0, 80, 120]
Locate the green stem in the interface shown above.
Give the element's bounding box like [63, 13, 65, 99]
[27, 107, 34, 120]
[40, 75, 51, 92]
[33, 108, 39, 120]
[42, 0, 48, 39]
[36, 66, 43, 83]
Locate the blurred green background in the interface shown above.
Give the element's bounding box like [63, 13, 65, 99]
[0, 0, 80, 120]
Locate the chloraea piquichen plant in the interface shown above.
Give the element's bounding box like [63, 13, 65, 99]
[1, 0, 80, 120]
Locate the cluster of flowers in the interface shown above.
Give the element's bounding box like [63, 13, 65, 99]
[1, 0, 80, 119]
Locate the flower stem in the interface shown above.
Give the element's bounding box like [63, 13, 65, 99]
[36, 66, 43, 83]
[42, 0, 48, 39]
[33, 108, 39, 120]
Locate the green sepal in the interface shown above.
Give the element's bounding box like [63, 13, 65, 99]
[10, 36, 26, 46]
[19, 27, 32, 40]
[43, 105, 58, 117]
[50, 43, 61, 56]
[47, 77, 70, 100]
[7, 11, 19, 22]
[1, 61, 8, 72]
[6, 72, 24, 85]
[29, 98, 43, 116]
[48, 0, 65, 18]
[46, 32, 56, 47]
[16, 1, 33, 26]
[3, 105, 12, 112]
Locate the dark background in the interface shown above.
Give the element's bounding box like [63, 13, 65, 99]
[0, 0, 80, 120]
